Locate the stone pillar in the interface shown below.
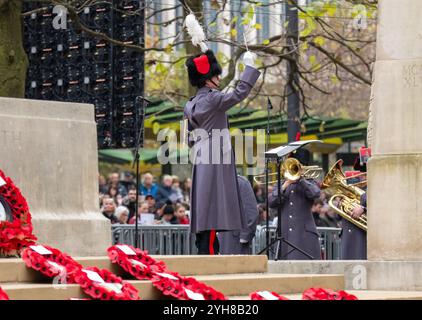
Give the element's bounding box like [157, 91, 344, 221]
[368, 0, 422, 260]
[0, 97, 111, 256]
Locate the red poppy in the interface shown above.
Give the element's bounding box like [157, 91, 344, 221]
[0, 287, 9, 300]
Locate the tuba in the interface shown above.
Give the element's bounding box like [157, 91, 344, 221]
[321, 160, 367, 231]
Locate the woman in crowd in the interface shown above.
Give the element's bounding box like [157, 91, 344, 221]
[174, 204, 190, 225]
[114, 206, 129, 224]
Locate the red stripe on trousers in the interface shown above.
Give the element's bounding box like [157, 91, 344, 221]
[209, 230, 216, 255]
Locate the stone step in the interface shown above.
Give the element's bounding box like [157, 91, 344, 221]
[0, 255, 268, 283]
[0, 273, 344, 300]
[229, 290, 422, 300]
[283, 290, 422, 300]
[230, 291, 422, 300]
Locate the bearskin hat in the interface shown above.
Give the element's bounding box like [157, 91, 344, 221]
[185, 50, 222, 88]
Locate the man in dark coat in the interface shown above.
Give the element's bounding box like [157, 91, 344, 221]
[269, 149, 322, 260]
[219, 175, 259, 255]
[184, 50, 260, 254]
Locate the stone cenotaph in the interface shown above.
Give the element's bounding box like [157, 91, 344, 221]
[0, 97, 111, 256]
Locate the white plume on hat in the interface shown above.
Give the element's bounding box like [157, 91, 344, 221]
[185, 13, 208, 52]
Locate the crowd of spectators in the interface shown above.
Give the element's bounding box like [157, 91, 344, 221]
[100, 171, 340, 229]
[99, 171, 191, 226]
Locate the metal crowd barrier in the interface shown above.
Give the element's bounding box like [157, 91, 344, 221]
[111, 225, 342, 259]
[112, 225, 194, 255]
[251, 226, 342, 260]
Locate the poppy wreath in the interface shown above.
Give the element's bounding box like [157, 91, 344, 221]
[73, 266, 140, 300]
[107, 244, 226, 300]
[150, 270, 187, 299]
[249, 291, 289, 300]
[107, 245, 167, 280]
[0, 170, 37, 256]
[0, 286, 9, 300]
[179, 276, 226, 300]
[302, 288, 358, 300]
[21, 244, 83, 283]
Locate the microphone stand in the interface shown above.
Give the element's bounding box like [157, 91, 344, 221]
[132, 96, 148, 248]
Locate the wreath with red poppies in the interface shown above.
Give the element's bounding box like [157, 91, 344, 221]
[0, 286, 9, 300]
[302, 287, 358, 300]
[249, 288, 357, 300]
[107, 245, 227, 300]
[73, 266, 140, 300]
[0, 169, 37, 256]
[21, 244, 82, 283]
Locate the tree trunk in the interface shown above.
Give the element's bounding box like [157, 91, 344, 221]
[0, 0, 28, 98]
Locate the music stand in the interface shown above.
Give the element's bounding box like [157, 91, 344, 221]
[258, 140, 321, 260]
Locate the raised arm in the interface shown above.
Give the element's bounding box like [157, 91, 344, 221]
[208, 66, 261, 112]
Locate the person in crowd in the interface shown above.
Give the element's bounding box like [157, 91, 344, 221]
[269, 148, 322, 260]
[140, 172, 158, 198]
[107, 185, 119, 202]
[156, 175, 177, 203]
[253, 185, 265, 204]
[99, 193, 111, 208]
[172, 176, 184, 203]
[174, 203, 190, 225]
[182, 178, 192, 203]
[318, 204, 340, 228]
[219, 175, 259, 255]
[128, 202, 150, 224]
[108, 172, 128, 196]
[101, 198, 119, 224]
[118, 171, 135, 197]
[257, 203, 270, 226]
[158, 202, 177, 225]
[114, 206, 129, 224]
[99, 174, 108, 194]
[122, 188, 137, 221]
[312, 199, 324, 226]
[145, 194, 156, 215]
[154, 201, 166, 221]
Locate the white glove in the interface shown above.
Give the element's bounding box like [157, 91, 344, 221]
[243, 51, 256, 68]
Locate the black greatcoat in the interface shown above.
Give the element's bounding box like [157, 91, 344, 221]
[270, 178, 322, 260]
[184, 66, 261, 234]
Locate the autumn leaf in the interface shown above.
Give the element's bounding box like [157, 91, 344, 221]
[313, 36, 325, 47]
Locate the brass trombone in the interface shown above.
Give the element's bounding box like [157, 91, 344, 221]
[254, 157, 322, 185]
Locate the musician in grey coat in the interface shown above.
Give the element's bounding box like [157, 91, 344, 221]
[219, 175, 259, 255]
[341, 192, 367, 260]
[269, 150, 322, 260]
[184, 50, 260, 254]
